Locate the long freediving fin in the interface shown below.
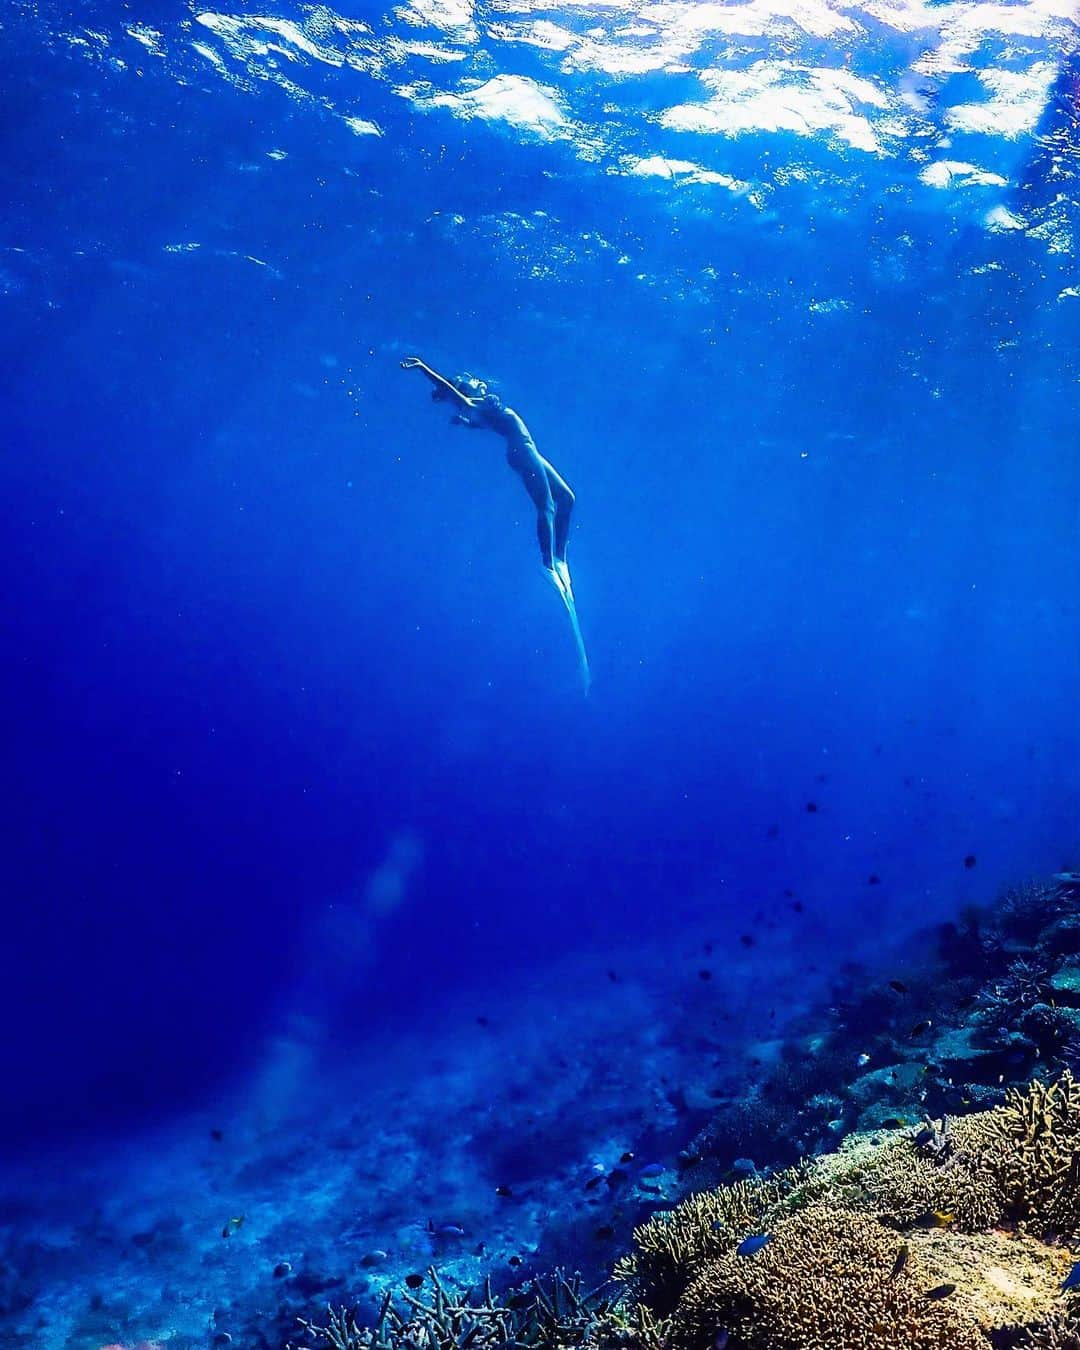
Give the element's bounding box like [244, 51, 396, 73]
[546, 565, 591, 694]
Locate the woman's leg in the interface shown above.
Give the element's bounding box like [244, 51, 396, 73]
[513, 455, 557, 570]
[541, 461, 575, 564]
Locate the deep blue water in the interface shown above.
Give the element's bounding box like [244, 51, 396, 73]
[2, 0, 1079, 1166]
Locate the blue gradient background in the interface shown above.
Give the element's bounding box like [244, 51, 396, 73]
[1, 1, 1078, 1147]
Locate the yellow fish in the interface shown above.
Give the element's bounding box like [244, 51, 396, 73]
[913, 1210, 955, 1230]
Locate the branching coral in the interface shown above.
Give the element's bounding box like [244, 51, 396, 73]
[293, 1302, 371, 1350]
[998, 880, 1071, 942]
[291, 1272, 617, 1350]
[1019, 1311, 1080, 1350]
[616, 1079, 1080, 1349]
[298, 1081, 1080, 1350]
[981, 1072, 1080, 1236]
[779, 1126, 1003, 1232]
[982, 958, 1052, 1026]
[588, 1300, 673, 1350]
[613, 1173, 798, 1314]
[673, 1206, 986, 1350]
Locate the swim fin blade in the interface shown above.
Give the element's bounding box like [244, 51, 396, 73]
[547, 567, 590, 695]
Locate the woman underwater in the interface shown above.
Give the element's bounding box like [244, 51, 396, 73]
[400, 356, 589, 691]
[400, 357, 578, 603]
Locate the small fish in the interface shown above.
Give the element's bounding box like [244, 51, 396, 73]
[736, 1234, 771, 1257]
[857, 1052, 871, 1067]
[890, 1243, 910, 1279]
[639, 1162, 665, 1179]
[888, 980, 909, 995]
[867, 874, 881, 886]
[1061, 1259, 1080, 1291]
[620, 1151, 635, 1163]
[699, 969, 713, 981]
[714, 1333, 730, 1350]
[584, 1175, 602, 1192]
[437, 1224, 465, 1238]
[740, 934, 755, 948]
[964, 855, 977, 869]
[495, 1185, 513, 1198]
[805, 801, 818, 813]
[909, 1020, 933, 1038]
[209, 1128, 224, 1142]
[221, 1215, 245, 1239]
[595, 1224, 614, 1240]
[913, 1211, 955, 1229]
[925, 1283, 956, 1300]
[405, 1273, 425, 1289]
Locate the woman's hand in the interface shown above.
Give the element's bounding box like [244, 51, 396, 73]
[400, 356, 422, 370]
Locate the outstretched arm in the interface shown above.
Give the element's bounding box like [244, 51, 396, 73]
[400, 357, 475, 410]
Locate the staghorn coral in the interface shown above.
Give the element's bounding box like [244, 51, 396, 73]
[293, 1302, 371, 1350]
[672, 1206, 986, 1350]
[982, 958, 1052, 1026]
[997, 879, 1071, 943]
[588, 1300, 673, 1350]
[1019, 1311, 1080, 1349]
[290, 1271, 615, 1350]
[981, 1071, 1080, 1236]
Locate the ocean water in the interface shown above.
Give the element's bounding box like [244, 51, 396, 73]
[1, 3, 1079, 1347]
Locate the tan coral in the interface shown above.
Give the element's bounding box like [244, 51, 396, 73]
[784, 1126, 1004, 1230]
[909, 1229, 1074, 1332]
[673, 1206, 986, 1350]
[985, 1073, 1080, 1236]
[616, 1172, 797, 1313]
[617, 1078, 1080, 1350]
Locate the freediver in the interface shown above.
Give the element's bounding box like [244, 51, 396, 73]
[399, 357, 578, 604]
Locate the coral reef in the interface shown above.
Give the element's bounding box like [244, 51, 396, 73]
[290, 1270, 620, 1350]
[673, 1207, 986, 1350]
[613, 1079, 1080, 1350]
[613, 1174, 795, 1314]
